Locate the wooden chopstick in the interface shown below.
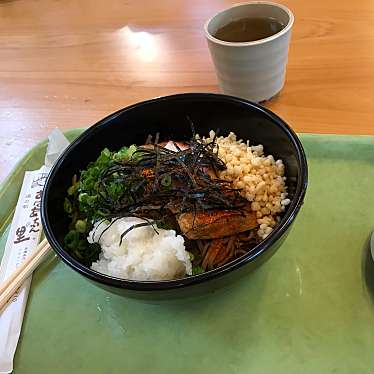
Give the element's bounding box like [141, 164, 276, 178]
[0, 238, 51, 311]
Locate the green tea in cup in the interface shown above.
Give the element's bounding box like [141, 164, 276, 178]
[214, 16, 285, 43]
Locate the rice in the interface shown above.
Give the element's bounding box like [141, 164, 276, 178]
[88, 217, 192, 281]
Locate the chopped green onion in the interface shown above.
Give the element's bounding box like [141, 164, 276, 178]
[67, 185, 76, 196]
[192, 265, 204, 275]
[64, 230, 79, 249]
[63, 198, 73, 214]
[161, 174, 171, 187]
[188, 251, 195, 261]
[75, 219, 87, 233]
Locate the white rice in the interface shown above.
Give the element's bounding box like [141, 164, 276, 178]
[88, 217, 192, 281]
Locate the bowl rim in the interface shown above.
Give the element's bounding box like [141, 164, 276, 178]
[41, 92, 308, 291]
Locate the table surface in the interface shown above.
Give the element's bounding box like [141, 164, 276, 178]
[1, 0, 373, 182]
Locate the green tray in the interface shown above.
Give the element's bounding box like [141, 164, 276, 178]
[1, 130, 374, 374]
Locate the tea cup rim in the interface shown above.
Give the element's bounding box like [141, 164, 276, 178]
[204, 1, 294, 47]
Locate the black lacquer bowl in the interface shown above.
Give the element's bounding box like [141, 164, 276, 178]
[41, 93, 308, 300]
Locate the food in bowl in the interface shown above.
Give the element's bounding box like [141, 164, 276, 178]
[62, 126, 290, 281]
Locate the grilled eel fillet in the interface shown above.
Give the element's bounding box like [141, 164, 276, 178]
[177, 206, 257, 239]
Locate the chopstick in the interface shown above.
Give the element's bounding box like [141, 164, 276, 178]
[0, 238, 51, 311]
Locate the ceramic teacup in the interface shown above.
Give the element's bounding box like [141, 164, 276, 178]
[204, 2, 294, 103]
